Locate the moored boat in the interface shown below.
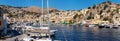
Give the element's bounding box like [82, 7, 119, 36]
[89, 24, 95, 28]
[22, 34, 52, 41]
[112, 24, 119, 29]
[98, 24, 105, 28]
[105, 24, 110, 28]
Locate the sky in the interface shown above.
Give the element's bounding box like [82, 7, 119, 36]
[0, 0, 120, 10]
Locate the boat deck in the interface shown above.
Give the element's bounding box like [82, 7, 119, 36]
[28, 29, 49, 34]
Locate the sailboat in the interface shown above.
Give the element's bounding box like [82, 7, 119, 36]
[22, 0, 56, 41]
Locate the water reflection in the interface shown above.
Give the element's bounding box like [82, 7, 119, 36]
[51, 24, 120, 41]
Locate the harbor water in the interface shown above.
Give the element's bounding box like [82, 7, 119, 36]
[51, 24, 120, 41]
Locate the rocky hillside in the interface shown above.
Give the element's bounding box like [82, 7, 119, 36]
[74, 1, 120, 24]
[50, 1, 120, 24]
[1, 1, 120, 24]
[72, 1, 120, 24]
[0, 5, 60, 23]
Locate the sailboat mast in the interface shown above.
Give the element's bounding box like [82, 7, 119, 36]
[47, 0, 51, 39]
[42, 0, 43, 26]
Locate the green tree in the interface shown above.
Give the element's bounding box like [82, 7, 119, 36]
[99, 10, 103, 15]
[87, 12, 94, 20]
[107, 0, 110, 2]
[116, 8, 120, 13]
[103, 16, 111, 21]
[88, 7, 91, 9]
[73, 14, 78, 19]
[104, 4, 108, 10]
[92, 5, 96, 9]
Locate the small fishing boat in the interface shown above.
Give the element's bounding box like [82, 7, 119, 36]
[89, 24, 95, 28]
[106, 24, 110, 28]
[112, 24, 119, 29]
[98, 24, 105, 28]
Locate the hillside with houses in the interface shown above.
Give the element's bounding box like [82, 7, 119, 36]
[1, 1, 120, 25]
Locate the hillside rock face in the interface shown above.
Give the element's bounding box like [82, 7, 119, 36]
[50, 1, 120, 24]
[75, 1, 120, 24]
[1, 1, 120, 24]
[77, 1, 120, 24]
[22, 6, 41, 13]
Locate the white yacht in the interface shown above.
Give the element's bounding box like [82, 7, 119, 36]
[22, 35, 52, 41]
[89, 24, 95, 28]
[98, 24, 106, 28]
[21, 0, 56, 41]
[25, 26, 57, 36]
[112, 24, 119, 29]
